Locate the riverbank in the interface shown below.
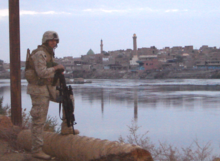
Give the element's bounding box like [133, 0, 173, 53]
[71, 69, 220, 79]
[1, 69, 220, 79]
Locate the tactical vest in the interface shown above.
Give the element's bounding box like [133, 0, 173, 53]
[25, 46, 57, 85]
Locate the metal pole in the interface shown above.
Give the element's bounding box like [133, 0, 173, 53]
[9, 0, 22, 126]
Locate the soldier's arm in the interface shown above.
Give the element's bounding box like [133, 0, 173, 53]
[32, 51, 55, 78]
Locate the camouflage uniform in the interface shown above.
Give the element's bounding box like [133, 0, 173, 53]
[26, 32, 78, 158]
[26, 44, 59, 153]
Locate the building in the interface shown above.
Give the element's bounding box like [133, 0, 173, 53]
[0, 60, 4, 71]
[142, 59, 161, 71]
[196, 51, 220, 69]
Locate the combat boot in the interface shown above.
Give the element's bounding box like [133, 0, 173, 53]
[61, 121, 79, 135]
[32, 150, 51, 160]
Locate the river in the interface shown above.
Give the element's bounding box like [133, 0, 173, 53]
[1, 79, 220, 154]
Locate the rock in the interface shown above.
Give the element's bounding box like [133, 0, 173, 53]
[74, 78, 84, 84]
[18, 130, 153, 161]
[12, 125, 22, 135]
[0, 115, 13, 128]
[84, 80, 92, 83]
[0, 115, 22, 134]
[73, 78, 92, 84]
[65, 78, 74, 84]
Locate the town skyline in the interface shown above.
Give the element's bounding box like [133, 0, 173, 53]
[0, 35, 218, 63]
[1, 0, 220, 63]
[1, 40, 220, 80]
[0, 40, 218, 63]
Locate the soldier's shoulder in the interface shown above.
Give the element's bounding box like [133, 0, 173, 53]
[31, 45, 43, 53]
[35, 50, 46, 55]
[31, 45, 46, 54]
[32, 50, 47, 60]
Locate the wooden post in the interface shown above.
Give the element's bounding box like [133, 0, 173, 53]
[9, 0, 22, 126]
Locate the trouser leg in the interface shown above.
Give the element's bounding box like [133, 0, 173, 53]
[30, 95, 49, 153]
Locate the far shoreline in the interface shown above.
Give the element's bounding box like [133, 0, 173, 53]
[1, 69, 220, 80]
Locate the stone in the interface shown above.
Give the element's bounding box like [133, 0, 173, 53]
[17, 130, 153, 161]
[0, 115, 13, 129]
[213, 158, 220, 161]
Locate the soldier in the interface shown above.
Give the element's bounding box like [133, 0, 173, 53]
[25, 31, 79, 160]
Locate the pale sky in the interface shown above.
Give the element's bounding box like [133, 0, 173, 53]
[1, 0, 220, 63]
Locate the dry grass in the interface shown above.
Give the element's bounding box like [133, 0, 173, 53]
[0, 98, 60, 155]
[0, 127, 23, 153]
[2, 102, 59, 132]
[119, 120, 220, 161]
[44, 115, 59, 132]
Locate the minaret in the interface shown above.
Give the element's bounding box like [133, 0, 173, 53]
[100, 39, 103, 54]
[133, 34, 137, 55]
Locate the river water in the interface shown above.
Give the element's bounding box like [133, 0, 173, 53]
[1, 79, 220, 153]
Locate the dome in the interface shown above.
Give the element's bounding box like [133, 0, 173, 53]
[87, 49, 95, 55]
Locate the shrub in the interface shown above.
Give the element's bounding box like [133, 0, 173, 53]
[0, 97, 9, 115]
[44, 115, 59, 132]
[119, 120, 218, 161]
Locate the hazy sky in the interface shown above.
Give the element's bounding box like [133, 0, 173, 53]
[1, 0, 220, 63]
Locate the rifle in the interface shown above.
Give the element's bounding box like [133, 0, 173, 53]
[52, 69, 77, 134]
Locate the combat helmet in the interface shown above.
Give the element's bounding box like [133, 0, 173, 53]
[42, 31, 59, 44]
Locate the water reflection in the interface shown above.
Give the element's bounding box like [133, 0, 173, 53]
[2, 83, 220, 116]
[73, 85, 220, 112]
[1, 79, 220, 154]
[134, 89, 138, 121]
[101, 88, 104, 114]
